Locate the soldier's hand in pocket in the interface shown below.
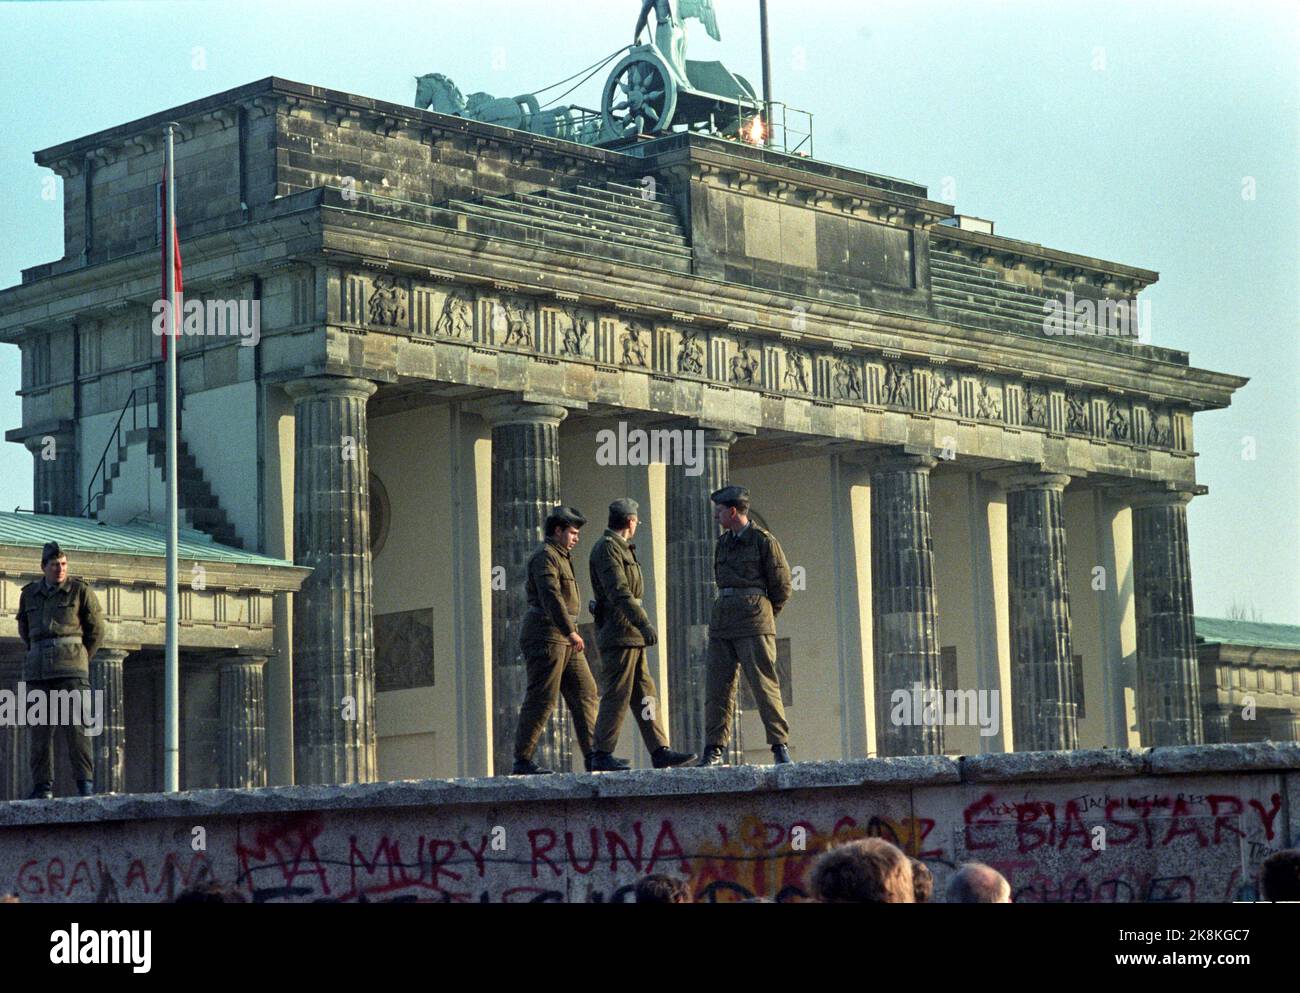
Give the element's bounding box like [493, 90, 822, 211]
[640, 624, 659, 647]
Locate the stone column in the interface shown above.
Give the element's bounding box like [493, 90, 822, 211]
[286, 376, 379, 785]
[219, 655, 268, 788]
[25, 428, 78, 516]
[1269, 711, 1300, 743]
[1131, 490, 1203, 746]
[870, 451, 943, 757]
[1005, 472, 1078, 752]
[1203, 703, 1234, 744]
[667, 429, 735, 757]
[482, 400, 570, 775]
[90, 647, 130, 794]
[0, 656, 30, 800]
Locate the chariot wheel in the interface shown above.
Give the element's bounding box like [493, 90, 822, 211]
[602, 49, 678, 138]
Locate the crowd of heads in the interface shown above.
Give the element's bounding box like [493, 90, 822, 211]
[635, 844, 1300, 904]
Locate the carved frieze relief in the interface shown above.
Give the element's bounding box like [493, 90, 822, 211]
[336, 268, 1192, 454]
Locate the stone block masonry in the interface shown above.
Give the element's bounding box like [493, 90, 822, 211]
[1, 742, 1295, 903]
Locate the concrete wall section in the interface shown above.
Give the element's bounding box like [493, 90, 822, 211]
[0, 744, 1294, 903]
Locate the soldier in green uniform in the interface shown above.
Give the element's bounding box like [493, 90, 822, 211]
[588, 498, 696, 772]
[698, 485, 794, 766]
[17, 542, 106, 798]
[512, 507, 600, 775]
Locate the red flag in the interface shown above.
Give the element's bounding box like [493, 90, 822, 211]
[160, 164, 183, 359]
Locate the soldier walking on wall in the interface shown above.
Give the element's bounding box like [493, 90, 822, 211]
[512, 507, 600, 775]
[698, 486, 794, 766]
[587, 498, 696, 771]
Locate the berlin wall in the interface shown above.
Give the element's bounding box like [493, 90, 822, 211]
[2, 743, 1296, 903]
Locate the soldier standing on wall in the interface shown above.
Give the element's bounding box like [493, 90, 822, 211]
[17, 542, 106, 798]
[588, 498, 696, 772]
[698, 486, 794, 767]
[512, 507, 600, 775]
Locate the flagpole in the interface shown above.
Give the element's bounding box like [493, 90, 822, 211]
[759, 0, 773, 148]
[163, 122, 180, 793]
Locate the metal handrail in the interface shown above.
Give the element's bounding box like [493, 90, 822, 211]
[81, 386, 162, 519]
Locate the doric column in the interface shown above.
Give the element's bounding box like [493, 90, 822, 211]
[24, 427, 78, 516]
[286, 376, 379, 785]
[0, 656, 29, 800]
[1202, 703, 1234, 744]
[870, 451, 943, 757]
[1131, 490, 1203, 746]
[667, 428, 735, 757]
[1005, 472, 1078, 752]
[1269, 711, 1300, 743]
[90, 647, 130, 794]
[481, 399, 569, 775]
[219, 654, 268, 788]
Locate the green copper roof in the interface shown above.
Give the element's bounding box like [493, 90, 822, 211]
[0, 512, 294, 569]
[1195, 616, 1300, 651]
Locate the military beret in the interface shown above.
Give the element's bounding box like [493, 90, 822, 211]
[548, 505, 587, 529]
[710, 485, 750, 508]
[609, 497, 639, 518]
[41, 541, 65, 566]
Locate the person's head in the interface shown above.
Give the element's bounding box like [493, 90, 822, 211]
[811, 839, 914, 903]
[1260, 849, 1300, 901]
[608, 498, 640, 539]
[544, 506, 587, 550]
[909, 858, 934, 903]
[945, 863, 1012, 903]
[173, 880, 248, 904]
[710, 485, 750, 531]
[41, 542, 67, 585]
[635, 873, 691, 904]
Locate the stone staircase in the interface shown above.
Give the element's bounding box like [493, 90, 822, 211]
[446, 180, 692, 273]
[928, 248, 1060, 336]
[145, 430, 242, 548]
[91, 427, 243, 549]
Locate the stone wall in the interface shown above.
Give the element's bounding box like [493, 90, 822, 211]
[2, 743, 1294, 903]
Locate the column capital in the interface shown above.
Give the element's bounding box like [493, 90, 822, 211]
[93, 646, 135, 661]
[1000, 470, 1073, 494]
[22, 431, 75, 455]
[700, 428, 738, 448]
[1128, 487, 1198, 510]
[472, 397, 570, 429]
[284, 376, 379, 403]
[870, 449, 937, 474]
[218, 653, 269, 668]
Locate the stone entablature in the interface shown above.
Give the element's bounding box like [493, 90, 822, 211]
[324, 264, 1200, 473]
[0, 548, 308, 653]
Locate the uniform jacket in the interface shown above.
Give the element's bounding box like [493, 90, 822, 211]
[589, 529, 653, 649]
[521, 538, 582, 646]
[18, 576, 106, 681]
[710, 523, 793, 638]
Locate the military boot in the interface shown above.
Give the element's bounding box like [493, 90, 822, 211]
[512, 758, 554, 775]
[589, 751, 632, 772]
[28, 782, 54, 800]
[697, 746, 726, 767]
[651, 746, 697, 769]
[772, 744, 792, 765]
[77, 780, 95, 797]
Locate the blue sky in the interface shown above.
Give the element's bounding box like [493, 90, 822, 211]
[0, 0, 1296, 621]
